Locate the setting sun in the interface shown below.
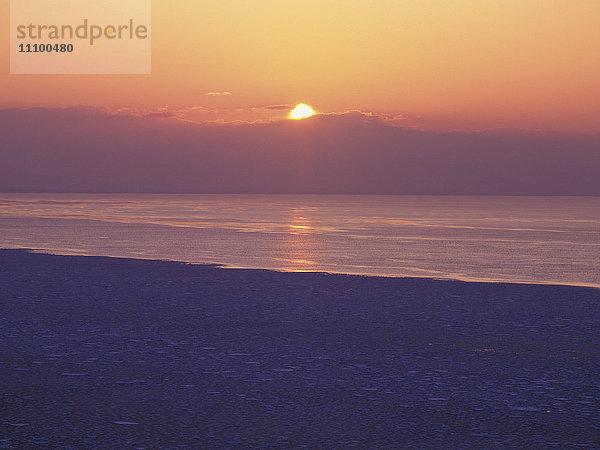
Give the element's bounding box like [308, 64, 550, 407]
[290, 104, 315, 120]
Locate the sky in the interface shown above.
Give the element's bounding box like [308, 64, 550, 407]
[1, 1, 599, 194]
[2, 0, 600, 133]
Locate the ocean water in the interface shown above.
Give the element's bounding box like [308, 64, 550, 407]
[0, 194, 598, 287]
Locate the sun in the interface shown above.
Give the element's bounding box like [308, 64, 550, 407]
[290, 104, 315, 120]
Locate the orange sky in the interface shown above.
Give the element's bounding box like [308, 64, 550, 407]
[2, 0, 600, 132]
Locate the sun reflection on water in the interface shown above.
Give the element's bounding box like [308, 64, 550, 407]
[281, 213, 318, 270]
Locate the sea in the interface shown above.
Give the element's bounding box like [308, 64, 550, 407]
[0, 194, 598, 288]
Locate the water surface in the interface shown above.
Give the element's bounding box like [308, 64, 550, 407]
[0, 194, 598, 287]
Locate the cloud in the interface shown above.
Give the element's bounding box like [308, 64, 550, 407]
[142, 112, 175, 119]
[263, 104, 294, 111]
[105, 107, 177, 119]
[1, 107, 598, 194]
[204, 91, 232, 96]
[90, 104, 401, 126]
[317, 110, 409, 126]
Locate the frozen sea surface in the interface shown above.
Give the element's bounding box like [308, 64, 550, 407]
[1, 250, 599, 447]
